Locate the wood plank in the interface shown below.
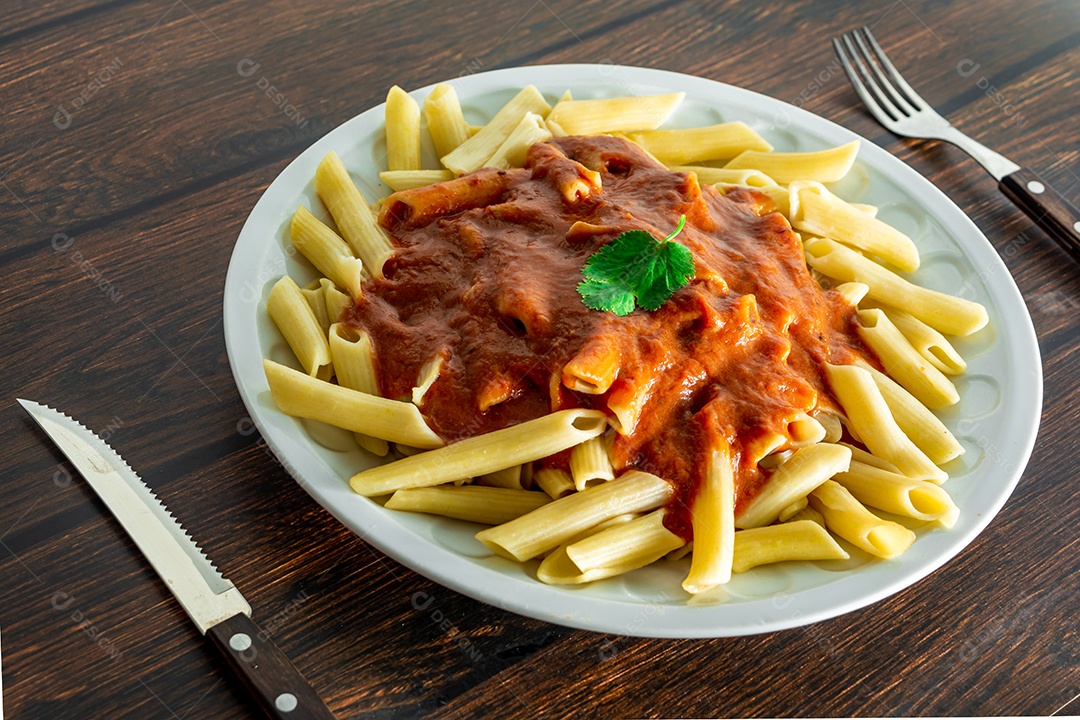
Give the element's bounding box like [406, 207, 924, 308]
[0, 0, 130, 47]
[0, 0, 673, 259]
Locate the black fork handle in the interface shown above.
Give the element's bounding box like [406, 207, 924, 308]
[999, 168, 1080, 264]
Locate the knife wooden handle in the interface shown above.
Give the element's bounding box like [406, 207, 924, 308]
[207, 613, 337, 719]
[999, 167, 1080, 264]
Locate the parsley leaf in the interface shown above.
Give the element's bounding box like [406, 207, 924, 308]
[577, 279, 636, 316]
[577, 215, 695, 316]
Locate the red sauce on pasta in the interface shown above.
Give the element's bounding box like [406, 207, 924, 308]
[343, 135, 876, 540]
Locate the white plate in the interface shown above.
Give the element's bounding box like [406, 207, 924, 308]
[223, 64, 1042, 638]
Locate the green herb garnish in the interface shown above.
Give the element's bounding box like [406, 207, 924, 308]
[577, 215, 695, 316]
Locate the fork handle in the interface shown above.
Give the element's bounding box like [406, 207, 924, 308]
[999, 168, 1080, 263]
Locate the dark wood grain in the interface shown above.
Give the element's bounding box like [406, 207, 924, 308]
[2, 0, 1078, 717]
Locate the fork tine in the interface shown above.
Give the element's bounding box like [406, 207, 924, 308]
[829, 37, 889, 123]
[859, 26, 931, 111]
[841, 33, 903, 122]
[832, 37, 897, 126]
[850, 29, 918, 117]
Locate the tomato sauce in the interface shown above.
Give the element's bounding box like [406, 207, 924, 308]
[343, 135, 876, 540]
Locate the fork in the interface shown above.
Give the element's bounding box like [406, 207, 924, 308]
[833, 26, 1080, 263]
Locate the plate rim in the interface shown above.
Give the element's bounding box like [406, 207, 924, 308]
[223, 63, 1043, 638]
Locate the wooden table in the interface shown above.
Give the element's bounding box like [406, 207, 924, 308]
[2, 0, 1078, 717]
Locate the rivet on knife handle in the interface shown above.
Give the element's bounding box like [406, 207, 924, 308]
[206, 614, 337, 719]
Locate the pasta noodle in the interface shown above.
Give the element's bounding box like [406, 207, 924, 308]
[626, 122, 773, 165]
[385, 86, 421, 171]
[545, 92, 684, 135]
[267, 276, 333, 381]
[289, 207, 365, 298]
[441, 85, 551, 174]
[790, 181, 919, 272]
[315, 151, 395, 277]
[725, 141, 860, 184]
[263, 359, 443, 448]
[804, 238, 987, 336]
[385, 485, 550, 525]
[350, 410, 607, 496]
[476, 470, 673, 562]
[682, 444, 735, 593]
[809, 480, 916, 559]
[423, 83, 471, 159]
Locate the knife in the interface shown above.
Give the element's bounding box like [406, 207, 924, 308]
[18, 399, 337, 720]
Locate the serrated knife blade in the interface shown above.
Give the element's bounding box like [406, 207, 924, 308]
[19, 399, 336, 720]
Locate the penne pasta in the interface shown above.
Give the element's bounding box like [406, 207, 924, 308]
[423, 83, 471, 159]
[804, 238, 988, 336]
[379, 168, 515, 232]
[380, 169, 455, 192]
[725, 141, 860, 184]
[323, 284, 352, 324]
[791, 182, 920, 272]
[263, 359, 443, 448]
[860, 364, 964, 465]
[350, 409, 607, 496]
[856, 309, 959, 409]
[784, 505, 826, 527]
[395, 443, 425, 457]
[476, 470, 673, 562]
[289, 206, 365, 298]
[385, 86, 421, 171]
[485, 112, 552, 169]
[328, 323, 378, 394]
[777, 496, 808, 522]
[788, 412, 827, 447]
[669, 166, 776, 187]
[809, 480, 916, 559]
[736, 443, 852, 529]
[478, 464, 525, 490]
[545, 92, 684, 135]
[267, 276, 333, 381]
[732, 520, 849, 573]
[411, 354, 444, 406]
[536, 514, 644, 585]
[824, 364, 947, 482]
[300, 278, 334, 335]
[833, 281, 870, 307]
[566, 509, 684, 574]
[756, 183, 791, 216]
[533, 467, 576, 500]
[627, 122, 773, 165]
[315, 151, 395, 277]
[441, 85, 551, 174]
[569, 436, 614, 491]
[562, 337, 620, 394]
[606, 375, 656, 436]
[356, 433, 390, 457]
[815, 410, 844, 444]
[869, 303, 967, 376]
[837, 441, 902, 474]
[682, 444, 736, 593]
[385, 485, 550, 525]
[834, 461, 959, 527]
